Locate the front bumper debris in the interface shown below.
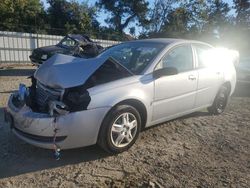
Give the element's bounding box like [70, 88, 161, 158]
[5, 93, 110, 149]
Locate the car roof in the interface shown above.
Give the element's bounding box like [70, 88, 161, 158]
[135, 38, 183, 44]
[126, 38, 212, 47]
[68, 34, 93, 42]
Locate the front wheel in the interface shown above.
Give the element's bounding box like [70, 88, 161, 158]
[97, 105, 141, 154]
[208, 85, 230, 115]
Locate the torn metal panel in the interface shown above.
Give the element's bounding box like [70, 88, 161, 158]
[49, 101, 69, 116]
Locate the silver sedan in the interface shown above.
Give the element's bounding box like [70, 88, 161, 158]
[5, 39, 237, 153]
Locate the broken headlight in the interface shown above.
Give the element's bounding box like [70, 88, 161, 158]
[12, 84, 30, 108]
[41, 54, 48, 60]
[63, 87, 91, 112]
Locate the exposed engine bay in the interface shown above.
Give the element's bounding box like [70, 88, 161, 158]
[12, 57, 133, 116]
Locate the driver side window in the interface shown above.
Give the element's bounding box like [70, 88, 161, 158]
[156, 45, 193, 73]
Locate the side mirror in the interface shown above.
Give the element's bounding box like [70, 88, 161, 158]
[153, 67, 178, 79]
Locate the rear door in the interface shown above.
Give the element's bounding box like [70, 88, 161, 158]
[193, 44, 224, 108]
[152, 44, 198, 122]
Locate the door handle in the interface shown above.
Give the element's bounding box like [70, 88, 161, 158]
[188, 75, 196, 80]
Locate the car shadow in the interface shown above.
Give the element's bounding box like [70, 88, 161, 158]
[0, 68, 36, 77]
[0, 107, 110, 179]
[0, 144, 109, 179]
[143, 111, 210, 132]
[181, 111, 210, 118]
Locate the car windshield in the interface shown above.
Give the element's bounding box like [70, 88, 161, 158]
[99, 42, 165, 74]
[58, 36, 78, 48]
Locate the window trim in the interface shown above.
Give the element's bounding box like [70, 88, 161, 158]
[191, 43, 213, 70]
[153, 43, 195, 74]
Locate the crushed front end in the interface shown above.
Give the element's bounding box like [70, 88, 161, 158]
[4, 76, 110, 150]
[4, 54, 132, 150]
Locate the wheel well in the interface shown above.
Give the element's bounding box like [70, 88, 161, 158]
[116, 99, 147, 130]
[222, 82, 231, 94]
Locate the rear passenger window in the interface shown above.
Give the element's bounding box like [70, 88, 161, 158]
[155, 45, 193, 73]
[194, 44, 212, 68]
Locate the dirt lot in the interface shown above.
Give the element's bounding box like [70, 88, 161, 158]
[0, 65, 250, 187]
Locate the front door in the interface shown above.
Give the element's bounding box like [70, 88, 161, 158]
[152, 44, 198, 122]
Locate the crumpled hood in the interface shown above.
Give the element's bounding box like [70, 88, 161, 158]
[34, 54, 107, 89]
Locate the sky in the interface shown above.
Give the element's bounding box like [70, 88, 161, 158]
[41, 0, 236, 36]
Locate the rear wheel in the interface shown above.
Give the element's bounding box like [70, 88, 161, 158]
[97, 105, 141, 153]
[208, 85, 229, 115]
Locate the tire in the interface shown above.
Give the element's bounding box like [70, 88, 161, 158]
[208, 85, 230, 115]
[97, 105, 141, 154]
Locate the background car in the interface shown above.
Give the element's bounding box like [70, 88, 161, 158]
[5, 39, 237, 154]
[236, 57, 250, 83]
[29, 34, 104, 65]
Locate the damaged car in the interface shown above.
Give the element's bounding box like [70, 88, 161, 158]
[29, 34, 104, 65]
[5, 39, 237, 153]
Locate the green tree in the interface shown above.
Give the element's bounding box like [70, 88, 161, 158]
[202, 0, 230, 41]
[97, 26, 123, 40]
[143, 0, 176, 34]
[96, 0, 149, 35]
[140, 0, 209, 39]
[228, 0, 250, 57]
[0, 0, 44, 32]
[161, 7, 190, 38]
[165, 0, 230, 40]
[182, 0, 209, 34]
[234, 0, 250, 27]
[47, 0, 99, 36]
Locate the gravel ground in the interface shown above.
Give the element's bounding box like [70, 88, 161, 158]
[0, 65, 250, 187]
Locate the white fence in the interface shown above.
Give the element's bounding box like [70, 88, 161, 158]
[0, 31, 120, 63]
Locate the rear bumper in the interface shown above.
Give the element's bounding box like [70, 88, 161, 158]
[5, 94, 110, 149]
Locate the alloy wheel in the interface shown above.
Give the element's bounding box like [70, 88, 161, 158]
[110, 112, 138, 148]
